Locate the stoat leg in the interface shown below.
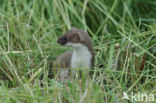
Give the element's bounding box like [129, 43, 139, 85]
[58, 70, 69, 82]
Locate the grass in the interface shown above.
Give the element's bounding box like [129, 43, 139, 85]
[0, 0, 156, 102]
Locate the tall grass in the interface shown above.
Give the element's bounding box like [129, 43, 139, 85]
[0, 0, 156, 102]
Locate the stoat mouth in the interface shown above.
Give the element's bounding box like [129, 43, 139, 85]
[65, 42, 86, 49]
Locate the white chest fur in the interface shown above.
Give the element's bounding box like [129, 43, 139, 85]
[70, 43, 92, 68]
[65, 42, 92, 68]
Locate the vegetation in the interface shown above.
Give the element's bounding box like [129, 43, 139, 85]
[0, 0, 156, 102]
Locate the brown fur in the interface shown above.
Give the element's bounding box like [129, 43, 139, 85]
[54, 51, 73, 68]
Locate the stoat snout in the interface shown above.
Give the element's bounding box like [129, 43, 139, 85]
[57, 37, 69, 45]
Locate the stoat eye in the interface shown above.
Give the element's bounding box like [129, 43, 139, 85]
[63, 38, 69, 41]
[66, 38, 70, 41]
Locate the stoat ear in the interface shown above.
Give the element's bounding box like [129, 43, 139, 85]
[71, 27, 84, 41]
[71, 27, 78, 30]
[74, 31, 84, 41]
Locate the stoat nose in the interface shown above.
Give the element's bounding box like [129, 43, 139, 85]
[57, 37, 69, 45]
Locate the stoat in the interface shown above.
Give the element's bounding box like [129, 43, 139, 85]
[53, 27, 94, 81]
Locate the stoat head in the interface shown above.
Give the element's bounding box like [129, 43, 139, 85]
[57, 27, 91, 48]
